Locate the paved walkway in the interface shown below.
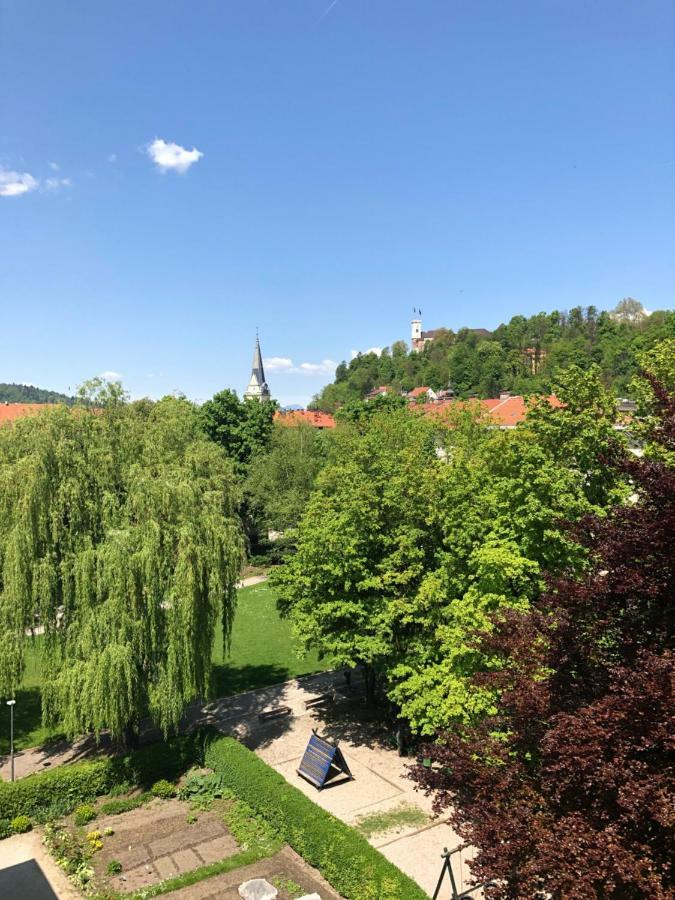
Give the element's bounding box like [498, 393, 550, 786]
[0, 832, 79, 900]
[0, 667, 348, 782]
[0, 671, 472, 897]
[236, 574, 269, 590]
[1, 568, 475, 898]
[241, 702, 475, 899]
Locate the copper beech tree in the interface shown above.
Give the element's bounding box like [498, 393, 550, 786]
[411, 378, 674, 899]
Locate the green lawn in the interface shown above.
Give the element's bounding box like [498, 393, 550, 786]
[211, 581, 326, 696]
[0, 581, 327, 756]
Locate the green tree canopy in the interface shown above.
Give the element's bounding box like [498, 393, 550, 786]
[198, 389, 277, 473]
[276, 369, 624, 734]
[0, 383, 75, 405]
[245, 421, 331, 533]
[0, 388, 243, 743]
[309, 305, 675, 410]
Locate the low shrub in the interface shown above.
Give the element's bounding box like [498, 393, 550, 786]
[0, 818, 12, 839]
[0, 729, 213, 824]
[178, 769, 225, 803]
[205, 737, 427, 900]
[221, 796, 281, 856]
[43, 823, 94, 888]
[99, 792, 151, 816]
[86, 829, 103, 851]
[151, 778, 175, 799]
[107, 780, 132, 798]
[32, 796, 74, 825]
[107, 859, 123, 875]
[73, 803, 97, 826]
[10, 814, 32, 834]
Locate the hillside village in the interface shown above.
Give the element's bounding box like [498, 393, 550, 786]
[1, 3, 673, 898]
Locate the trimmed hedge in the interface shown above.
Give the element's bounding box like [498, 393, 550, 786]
[0, 730, 210, 822]
[205, 736, 428, 900]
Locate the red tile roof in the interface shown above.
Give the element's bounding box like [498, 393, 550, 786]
[0, 403, 53, 425]
[275, 410, 336, 429]
[366, 385, 391, 398]
[408, 386, 431, 398]
[419, 395, 562, 427]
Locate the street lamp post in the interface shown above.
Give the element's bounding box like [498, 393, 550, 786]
[6, 700, 16, 782]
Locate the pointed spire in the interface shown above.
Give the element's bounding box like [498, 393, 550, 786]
[244, 332, 271, 402]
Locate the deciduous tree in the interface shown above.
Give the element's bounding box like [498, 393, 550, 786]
[245, 421, 330, 533]
[276, 370, 622, 732]
[0, 387, 243, 744]
[410, 380, 674, 899]
[198, 389, 277, 473]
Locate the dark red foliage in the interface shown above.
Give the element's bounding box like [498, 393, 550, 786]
[411, 379, 675, 899]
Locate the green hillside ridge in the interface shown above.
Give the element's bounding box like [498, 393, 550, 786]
[310, 300, 674, 412]
[0, 383, 75, 405]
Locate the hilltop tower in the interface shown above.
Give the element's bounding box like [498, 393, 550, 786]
[244, 332, 271, 402]
[411, 308, 425, 352]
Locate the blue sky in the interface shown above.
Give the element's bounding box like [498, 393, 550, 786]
[1, 1, 673, 407]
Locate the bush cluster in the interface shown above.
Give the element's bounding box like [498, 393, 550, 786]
[99, 793, 151, 816]
[0, 730, 209, 826]
[73, 803, 97, 826]
[150, 778, 175, 799]
[205, 736, 427, 900]
[0, 815, 32, 836]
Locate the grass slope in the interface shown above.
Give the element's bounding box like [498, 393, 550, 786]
[0, 581, 326, 755]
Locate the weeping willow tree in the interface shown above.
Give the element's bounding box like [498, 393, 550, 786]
[0, 384, 243, 744]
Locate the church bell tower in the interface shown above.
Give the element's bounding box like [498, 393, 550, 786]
[244, 332, 271, 402]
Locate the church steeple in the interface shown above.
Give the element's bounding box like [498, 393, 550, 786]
[244, 331, 271, 401]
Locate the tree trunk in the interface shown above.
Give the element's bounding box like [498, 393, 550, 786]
[123, 723, 140, 751]
[396, 718, 407, 757]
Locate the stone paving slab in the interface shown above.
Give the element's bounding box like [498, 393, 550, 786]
[376, 820, 469, 899]
[250, 710, 476, 898]
[197, 834, 238, 864]
[276, 754, 403, 817]
[174, 848, 203, 873]
[95, 800, 240, 894]
[115, 845, 150, 870]
[166, 845, 341, 900]
[0, 832, 80, 900]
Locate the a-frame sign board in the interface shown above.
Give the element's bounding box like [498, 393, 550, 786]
[297, 731, 353, 790]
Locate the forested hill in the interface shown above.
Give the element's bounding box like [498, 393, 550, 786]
[0, 383, 75, 405]
[311, 300, 674, 412]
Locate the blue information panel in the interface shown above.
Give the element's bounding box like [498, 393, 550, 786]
[297, 732, 353, 790]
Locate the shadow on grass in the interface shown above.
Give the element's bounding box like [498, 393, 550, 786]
[210, 663, 297, 698]
[0, 686, 64, 757]
[210, 662, 329, 700]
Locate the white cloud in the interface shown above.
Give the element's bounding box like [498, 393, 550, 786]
[0, 167, 39, 197]
[147, 138, 203, 173]
[264, 357, 294, 372]
[44, 177, 72, 192]
[48, 161, 60, 171]
[297, 360, 337, 376]
[264, 357, 337, 377]
[350, 347, 382, 359]
[108, 153, 117, 163]
[99, 370, 122, 381]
